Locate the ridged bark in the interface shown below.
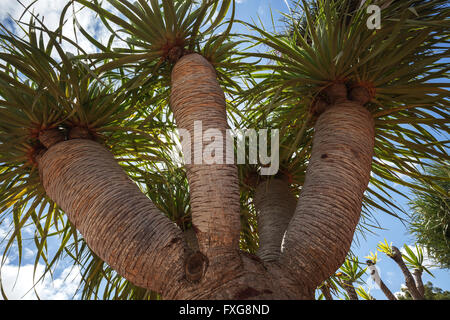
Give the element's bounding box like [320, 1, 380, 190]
[280, 101, 375, 288]
[38, 139, 185, 296]
[391, 246, 423, 300]
[254, 178, 296, 262]
[170, 53, 241, 261]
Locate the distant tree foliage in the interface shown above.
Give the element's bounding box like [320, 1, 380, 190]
[409, 164, 450, 269]
[397, 281, 450, 300]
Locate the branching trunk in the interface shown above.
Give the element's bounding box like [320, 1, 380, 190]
[38, 138, 185, 296]
[165, 53, 314, 299]
[390, 246, 423, 300]
[36, 60, 379, 300]
[280, 100, 375, 288]
[254, 178, 296, 262]
[170, 53, 241, 262]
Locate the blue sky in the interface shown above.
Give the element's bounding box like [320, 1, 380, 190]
[0, 0, 448, 300]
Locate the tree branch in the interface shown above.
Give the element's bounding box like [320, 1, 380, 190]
[391, 246, 423, 300]
[38, 138, 185, 296]
[280, 101, 375, 288]
[254, 178, 296, 262]
[319, 283, 334, 300]
[367, 261, 397, 300]
[170, 53, 241, 260]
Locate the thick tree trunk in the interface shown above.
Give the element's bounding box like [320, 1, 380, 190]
[37, 137, 312, 299]
[36, 58, 379, 300]
[166, 53, 313, 299]
[254, 178, 296, 262]
[280, 101, 375, 289]
[390, 246, 423, 300]
[37, 138, 186, 296]
[170, 53, 241, 262]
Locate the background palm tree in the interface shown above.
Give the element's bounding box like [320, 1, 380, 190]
[401, 243, 436, 297]
[0, 0, 448, 299]
[408, 163, 450, 270]
[377, 240, 425, 299]
[397, 281, 450, 300]
[335, 257, 367, 300]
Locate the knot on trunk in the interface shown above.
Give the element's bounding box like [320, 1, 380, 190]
[31, 145, 47, 167]
[69, 126, 93, 140]
[311, 81, 375, 117]
[391, 246, 402, 260]
[38, 128, 65, 149]
[349, 84, 374, 105]
[168, 46, 184, 63]
[311, 82, 348, 116]
[322, 82, 348, 104]
[185, 251, 208, 283]
[310, 98, 329, 117]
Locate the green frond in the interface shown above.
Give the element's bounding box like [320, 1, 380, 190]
[377, 238, 394, 256]
[72, 0, 243, 79]
[356, 285, 374, 300]
[339, 256, 367, 283]
[408, 162, 450, 269]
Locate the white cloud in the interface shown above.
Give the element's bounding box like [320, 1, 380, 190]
[1, 260, 82, 300]
[394, 283, 408, 298]
[23, 247, 35, 260]
[1, 0, 122, 55]
[385, 271, 395, 285]
[257, 4, 265, 16]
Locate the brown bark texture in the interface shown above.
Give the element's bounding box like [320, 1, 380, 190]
[379, 279, 397, 300]
[38, 139, 185, 296]
[170, 53, 241, 261]
[280, 101, 375, 289]
[391, 247, 423, 300]
[254, 178, 296, 262]
[36, 53, 378, 300]
[320, 284, 333, 300]
[368, 263, 397, 300]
